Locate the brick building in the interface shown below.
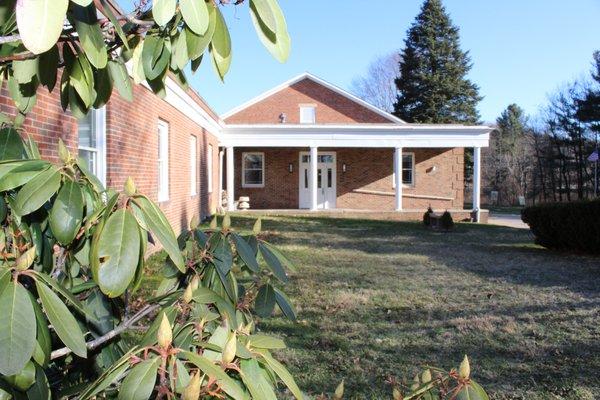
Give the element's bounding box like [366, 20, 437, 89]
[1, 72, 492, 233]
[221, 73, 492, 221]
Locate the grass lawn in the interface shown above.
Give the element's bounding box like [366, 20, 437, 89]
[142, 215, 600, 399]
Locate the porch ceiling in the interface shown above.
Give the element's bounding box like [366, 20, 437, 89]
[220, 124, 492, 148]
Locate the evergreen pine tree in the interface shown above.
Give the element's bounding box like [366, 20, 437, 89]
[393, 0, 482, 124]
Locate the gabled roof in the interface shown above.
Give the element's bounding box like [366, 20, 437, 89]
[221, 72, 406, 124]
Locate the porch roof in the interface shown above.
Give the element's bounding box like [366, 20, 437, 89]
[220, 123, 492, 148]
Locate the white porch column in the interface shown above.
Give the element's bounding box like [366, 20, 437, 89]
[226, 146, 235, 212]
[473, 147, 481, 221]
[394, 146, 403, 211]
[310, 146, 318, 211]
[218, 149, 224, 209]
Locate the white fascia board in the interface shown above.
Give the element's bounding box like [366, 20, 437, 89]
[220, 126, 491, 149]
[220, 72, 406, 124]
[163, 79, 224, 137]
[124, 60, 224, 138]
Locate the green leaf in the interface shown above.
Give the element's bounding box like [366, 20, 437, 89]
[259, 242, 288, 282]
[134, 195, 184, 272]
[210, 6, 232, 81]
[32, 271, 94, 319]
[210, 233, 233, 276]
[255, 349, 303, 400]
[249, 0, 290, 63]
[16, 0, 68, 54]
[38, 46, 59, 92]
[70, 52, 95, 108]
[185, 4, 215, 60]
[108, 59, 133, 102]
[93, 209, 141, 298]
[248, 334, 285, 350]
[152, 0, 176, 26]
[131, 40, 146, 84]
[35, 280, 87, 358]
[192, 287, 237, 327]
[99, 0, 129, 50]
[8, 74, 37, 114]
[78, 347, 140, 400]
[180, 0, 209, 35]
[171, 31, 189, 71]
[255, 284, 275, 317]
[0, 160, 49, 191]
[118, 357, 160, 400]
[180, 351, 248, 400]
[230, 233, 260, 273]
[28, 292, 51, 368]
[93, 66, 113, 108]
[25, 364, 50, 400]
[13, 58, 38, 84]
[274, 287, 296, 320]
[0, 127, 26, 160]
[3, 359, 36, 391]
[49, 180, 84, 245]
[142, 36, 171, 81]
[0, 281, 36, 376]
[14, 166, 60, 216]
[239, 358, 277, 400]
[69, 3, 108, 69]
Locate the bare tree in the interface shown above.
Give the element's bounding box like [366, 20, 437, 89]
[350, 52, 401, 112]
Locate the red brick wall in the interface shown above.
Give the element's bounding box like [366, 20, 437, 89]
[224, 78, 393, 124]
[1, 77, 220, 235]
[0, 84, 78, 162]
[106, 85, 220, 234]
[233, 147, 464, 211]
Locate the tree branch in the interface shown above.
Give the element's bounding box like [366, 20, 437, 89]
[50, 303, 161, 361]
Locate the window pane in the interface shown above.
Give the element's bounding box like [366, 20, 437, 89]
[304, 169, 308, 189]
[319, 155, 334, 163]
[79, 149, 96, 175]
[244, 154, 263, 169]
[244, 170, 262, 185]
[300, 107, 316, 124]
[302, 155, 310, 163]
[317, 169, 322, 189]
[402, 155, 412, 169]
[327, 168, 332, 188]
[402, 170, 412, 184]
[78, 113, 95, 148]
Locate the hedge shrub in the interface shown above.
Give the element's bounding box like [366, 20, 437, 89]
[521, 199, 600, 253]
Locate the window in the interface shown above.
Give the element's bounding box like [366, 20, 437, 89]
[190, 136, 197, 196]
[393, 153, 415, 187]
[299, 106, 316, 124]
[242, 152, 264, 188]
[78, 108, 106, 186]
[207, 144, 213, 193]
[158, 121, 169, 202]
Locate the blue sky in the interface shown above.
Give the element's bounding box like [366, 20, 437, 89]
[153, 1, 600, 123]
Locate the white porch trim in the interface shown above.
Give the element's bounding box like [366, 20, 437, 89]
[220, 124, 491, 148]
[394, 146, 403, 211]
[473, 147, 482, 221]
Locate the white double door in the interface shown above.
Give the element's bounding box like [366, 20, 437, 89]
[299, 151, 337, 209]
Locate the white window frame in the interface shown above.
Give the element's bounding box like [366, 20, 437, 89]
[190, 135, 197, 196]
[207, 144, 213, 193]
[77, 107, 107, 187]
[242, 152, 265, 188]
[158, 121, 170, 202]
[393, 152, 415, 188]
[299, 105, 316, 124]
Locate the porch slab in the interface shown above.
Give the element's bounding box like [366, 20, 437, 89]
[230, 208, 489, 223]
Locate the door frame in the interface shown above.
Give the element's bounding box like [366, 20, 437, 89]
[298, 151, 337, 209]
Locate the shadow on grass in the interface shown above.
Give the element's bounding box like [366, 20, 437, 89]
[230, 214, 600, 399]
